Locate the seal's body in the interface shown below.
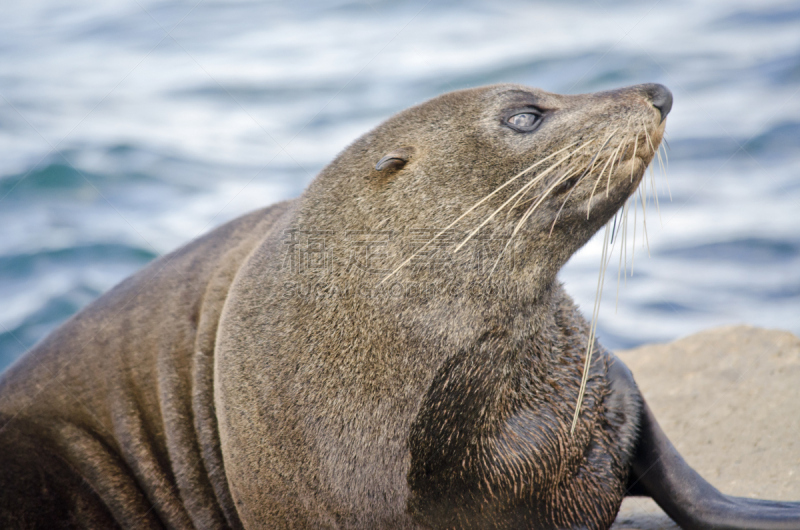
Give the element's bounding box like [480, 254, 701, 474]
[2, 84, 799, 529]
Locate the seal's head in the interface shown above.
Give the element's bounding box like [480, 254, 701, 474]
[300, 83, 670, 291]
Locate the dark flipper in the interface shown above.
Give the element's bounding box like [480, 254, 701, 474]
[610, 357, 800, 530]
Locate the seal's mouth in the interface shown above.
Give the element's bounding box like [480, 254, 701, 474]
[579, 129, 663, 221]
[553, 165, 590, 194]
[526, 117, 665, 223]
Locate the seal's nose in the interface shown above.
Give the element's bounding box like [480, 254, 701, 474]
[642, 83, 673, 122]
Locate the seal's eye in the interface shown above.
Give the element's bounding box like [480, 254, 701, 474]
[506, 112, 541, 131]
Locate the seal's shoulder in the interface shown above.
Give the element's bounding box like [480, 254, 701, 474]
[0, 200, 293, 396]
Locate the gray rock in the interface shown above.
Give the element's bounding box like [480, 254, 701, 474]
[611, 325, 800, 529]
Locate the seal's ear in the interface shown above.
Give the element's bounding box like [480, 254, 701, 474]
[375, 146, 415, 172]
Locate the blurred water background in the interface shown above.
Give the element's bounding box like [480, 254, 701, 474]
[1, 0, 799, 371]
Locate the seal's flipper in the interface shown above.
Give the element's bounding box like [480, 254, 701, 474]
[615, 366, 800, 529]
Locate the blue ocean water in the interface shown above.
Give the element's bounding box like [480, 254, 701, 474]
[1, 0, 799, 371]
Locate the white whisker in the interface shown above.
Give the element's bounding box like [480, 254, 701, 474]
[604, 139, 627, 198]
[640, 187, 651, 256]
[650, 165, 662, 225]
[571, 220, 612, 435]
[378, 142, 580, 284]
[658, 142, 672, 200]
[488, 164, 586, 276]
[454, 142, 592, 252]
[616, 198, 631, 309]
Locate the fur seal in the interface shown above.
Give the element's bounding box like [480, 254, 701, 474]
[1, 83, 799, 529]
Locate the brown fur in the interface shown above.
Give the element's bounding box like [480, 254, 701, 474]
[0, 83, 665, 529]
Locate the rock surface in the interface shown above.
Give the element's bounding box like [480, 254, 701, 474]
[611, 325, 800, 529]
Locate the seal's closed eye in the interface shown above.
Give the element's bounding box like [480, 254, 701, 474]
[375, 146, 415, 171]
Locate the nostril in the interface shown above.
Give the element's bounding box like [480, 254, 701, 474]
[643, 83, 673, 122]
